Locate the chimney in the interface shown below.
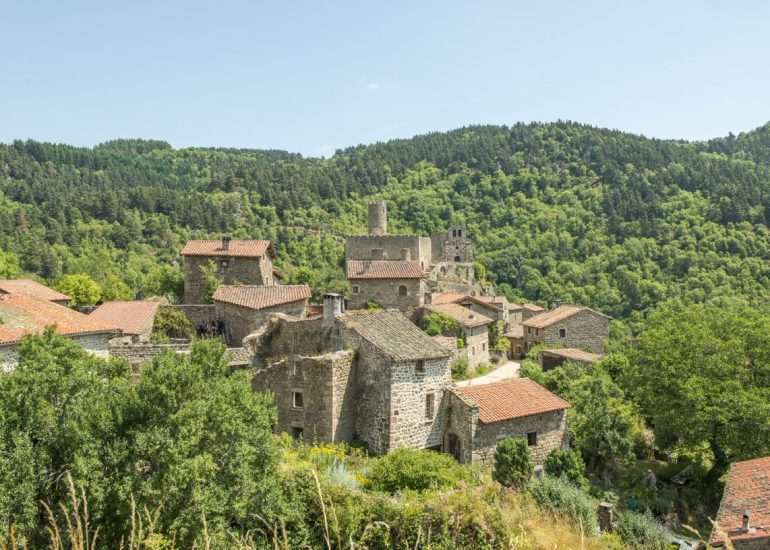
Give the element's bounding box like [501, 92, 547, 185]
[323, 293, 343, 325]
[401, 248, 411, 261]
[371, 248, 385, 261]
[597, 502, 614, 532]
[551, 300, 564, 310]
[222, 236, 231, 251]
[742, 510, 751, 532]
[368, 201, 387, 236]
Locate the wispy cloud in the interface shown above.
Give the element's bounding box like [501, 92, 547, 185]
[362, 81, 380, 92]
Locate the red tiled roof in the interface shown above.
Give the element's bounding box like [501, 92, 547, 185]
[522, 304, 611, 329]
[0, 279, 71, 303]
[89, 301, 161, 336]
[181, 239, 275, 259]
[451, 378, 570, 423]
[522, 303, 545, 312]
[431, 293, 467, 305]
[346, 260, 424, 279]
[458, 295, 504, 312]
[212, 285, 311, 310]
[711, 456, 770, 546]
[504, 325, 524, 339]
[423, 303, 493, 328]
[0, 294, 117, 345]
[541, 348, 602, 363]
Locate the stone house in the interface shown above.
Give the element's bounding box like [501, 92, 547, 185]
[0, 294, 116, 371]
[346, 260, 425, 316]
[505, 325, 526, 359]
[248, 296, 453, 454]
[422, 302, 492, 370]
[710, 456, 770, 548]
[213, 284, 311, 346]
[431, 293, 509, 326]
[508, 303, 523, 326]
[430, 224, 474, 264]
[539, 348, 602, 372]
[0, 279, 72, 307]
[522, 304, 610, 354]
[445, 378, 570, 466]
[181, 238, 276, 304]
[89, 300, 161, 345]
[521, 303, 545, 320]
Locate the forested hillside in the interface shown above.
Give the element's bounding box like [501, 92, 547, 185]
[3, 122, 770, 328]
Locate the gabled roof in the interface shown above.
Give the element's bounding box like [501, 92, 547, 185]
[457, 295, 504, 312]
[0, 294, 117, 345]
[346, 260, 424, 280]
[540, 348, 602, 364]
[430, 293, 467, 305]
[711, 456, 770, 546]
[0, 279, 71, 303]
[522, 303, 545, 312]
[451, 378, 570, 423]
[423, 303, 493, 328]
[340, 310, 451, 361]
[89, 301, 161, 336]
[504, 325, 524, 339]
[212, 285, 311, 310]
[522, 304, 611, 329]
[181, 239, 275, 259]
[431, 293, 506, 312]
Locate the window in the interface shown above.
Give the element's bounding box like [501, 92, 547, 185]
[527, 327, 532, 335]
[293, 391, 304, 408]
[416, 359, 425, 374]
[398, 285, 407, 297]
[425, 393, 435, 420]
[454, 255, 461, 262]
[457, 229, 463, 237]
[527, 432, 537, 446]
[292, 426, 304, 440]
[220, 260, 228, 269]
[482, 342, 486, 351]
[559, 328, 566, 338]
[452, 229, 457, 237]
[352, 285, 360, 295]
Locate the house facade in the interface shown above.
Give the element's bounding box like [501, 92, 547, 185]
[346, 260, 425, 315]
[422, 302, 492, 370]
[522, 304, 610, 354]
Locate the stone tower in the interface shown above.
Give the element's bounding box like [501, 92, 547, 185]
[368, 201, 387, 236]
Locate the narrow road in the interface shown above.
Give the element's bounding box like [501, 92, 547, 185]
[454, 359, 520, 387]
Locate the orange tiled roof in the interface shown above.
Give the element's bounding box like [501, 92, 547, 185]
[458, 295, 504, 312]
[522, 304, 610, 329]
[181, 239, 275, 259]
[541, 348, 602, 363]
[0, 294, 117, 345]
[423, 303, 493, 327]
[212, 285, 311, 310]
[0, 279, 71, 303]
[346, 260, 424, 279]
[711, 456, 770, 546]
[504, 325, 524, 339]
[89, 301, 161, 336]
[431, 293, 467, 305]
[451, 378, 570, 423]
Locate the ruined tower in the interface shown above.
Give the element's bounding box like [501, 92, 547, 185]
[368, 201, 387, 236]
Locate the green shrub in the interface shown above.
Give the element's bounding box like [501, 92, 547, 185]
[367, 448, 470, 494]
[424, 312, 460, 336]
[56, 273, 101, 307]
[451, 357, 469, 380]
[615, 511, 671, 549]
[520, 360, 546, 385]
[528, 475, 598, 532]
[492, 438, 533, 489]
[544, 448, 589, 490]
[151, 307, 193, 342]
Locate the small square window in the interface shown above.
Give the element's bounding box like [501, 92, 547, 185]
[292, 426, 304, 440]
[527, 327, 532, 334]
[220, 260, 228, 268]
[398, 285, 408, 297]
[292, 362, 301, 376]
[352, 285, 360, 295]
[482, 343, 486, 351]
[559, 328, 566, 338]
[293, 391, 304, 408]
[425, 393, 435, 420]
[416, 359, 425, 374]
[527, 432, 537, 446]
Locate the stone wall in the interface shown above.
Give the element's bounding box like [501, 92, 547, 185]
[347, 278, 424, 317]
[0, 346, 18, 373]
[1, 333, 111, 372]
[216, 299, 307, 346]
[168, 304, 219, 336]
[345, 235, 432, 270]
[431, 227, 474, 264]
[109, 343, 191, 369]
[730, 537, 770, 549]
[184, 255, 273, 304]
[525, 310, 609, 353]
[464, 325, 490, 370]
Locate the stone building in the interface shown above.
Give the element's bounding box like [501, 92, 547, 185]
[422, 302, 492, 370]
[432, 293, 509, 325]
[89, 300, 161, 345]
[710, 456, 770, 548]
[430, 224, 474, 264]
[445, 378, 570, 466]
[521, 303, 545, 320]
[181, 238, 275, 304]
[248, 297, 453, 454]
[346, 260, 425, 315]
[0, 294, 116, 371]
[508, 303, 523, 326]
[0, 279, 72, 307]
[522, 304, 610, 354]
[539, 348, 602, 372]
[505, 325, 526, 359]
[213, 284, 311, 346]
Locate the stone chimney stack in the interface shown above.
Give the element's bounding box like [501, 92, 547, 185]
[222, 236, 231, 251]
[368, 201, 387, 236]
[597, 502, 614, 532]
[371, 248, 385, 261]
[401, 248, 411, 261]
[550, 299, 564, 310]
[323, 293, 343, 325]
[742, 510, 751, 532]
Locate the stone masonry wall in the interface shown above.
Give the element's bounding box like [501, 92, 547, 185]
[345, 235, 432, 270]
[0, 347, 18, 373]
[1, 333, 111, 372]
[216, 300, 307, 346]
[542, 310, 609, 353]
[168, 305, 219, 336]
[464, 325, 490, 370]
[184, 255, 273, 304]
[347, 278, 423, 316]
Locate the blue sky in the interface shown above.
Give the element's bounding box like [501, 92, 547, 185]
[2, 0, 769, 156]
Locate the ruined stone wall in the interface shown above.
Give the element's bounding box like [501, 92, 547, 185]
[252, 317, 329, 363]
[71, 333, 112, 360]
[345, 235, 432, 269]
[0, 346, 18, 373]
[730, 537, 770, 549]
[216, 300, 306, 346]
[183, 255, 272, 304]
[168, 304, 219, 336]
[347, 278, 424, 316]
[346, 339, 392, 454]
[540, 310, 609, 353]
[464, 325, 490, 370]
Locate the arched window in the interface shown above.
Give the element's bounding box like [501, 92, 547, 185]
[457, 229, 463, 237]
[454, 255, 462, 262]
[398, 285, 408, 296]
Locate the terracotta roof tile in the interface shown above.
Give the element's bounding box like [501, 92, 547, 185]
[451, 378, 570, 423]
[181, 239, 275, 259]
[0, 294, 117, 345]
[423, 303, 493, 328]
[522, 304, 611, 329]
[541, 348, 602, 363]
[0, 279, 71, 303]
[432, 335, 458, 350]
[522, 303, 545, 312]
[89, 301, 161, 336]
[212, 285, 311, 310]
[340, 310, 451, 361]
[504, 325, 524, 339]
[431, 293, 467, 305]
[711, 456, 770, 546]
[346, 260, 424, 279]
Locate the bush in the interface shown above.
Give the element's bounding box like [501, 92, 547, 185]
[56, 273, 101, 307]
[367, 448, 470, 494]
[424, 312, 460, 337]
[544, 448, 589, 490]
[151, 307, 193, 342]
[451, 357, 469, 380]
[520, 360, 546, 385]
[615, 511, 671, 549]
[528, 475, 598, 532]
[492, 438, 533, 489]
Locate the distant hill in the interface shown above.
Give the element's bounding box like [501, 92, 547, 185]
[2, 121, 770, 327]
